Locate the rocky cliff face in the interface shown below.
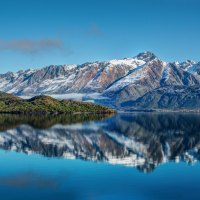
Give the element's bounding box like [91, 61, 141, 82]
[0, 51, 200, 109]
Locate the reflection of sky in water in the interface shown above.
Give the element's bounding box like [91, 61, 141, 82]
[0, 113, 200, 199]
[0, 150, 200, 200]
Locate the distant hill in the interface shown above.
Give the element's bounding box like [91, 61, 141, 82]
[0, 92, 115, 114]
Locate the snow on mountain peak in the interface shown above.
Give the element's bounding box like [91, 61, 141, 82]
[63, 64, 77, 71]
[109, 57, 145, 66]
[108, 51, 157, 66]
[177, 60, 196, 70]
[135, 51, 157, 62]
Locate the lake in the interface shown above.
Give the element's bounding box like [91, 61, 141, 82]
[0, 113, 200, 200]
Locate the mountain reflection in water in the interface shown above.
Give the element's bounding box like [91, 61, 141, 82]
[0, 113, 200, 173]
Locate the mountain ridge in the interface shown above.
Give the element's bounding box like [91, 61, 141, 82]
[0, 51, 200, 110]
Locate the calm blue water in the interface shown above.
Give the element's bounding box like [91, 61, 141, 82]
[0, 113, 200, 200]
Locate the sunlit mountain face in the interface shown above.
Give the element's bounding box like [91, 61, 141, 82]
[0, 113, 200, 173]
[1, 51, 200, 110]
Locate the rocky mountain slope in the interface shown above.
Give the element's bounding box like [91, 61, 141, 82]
[121, 85, 200, 110]
[0, 51, 200, 109]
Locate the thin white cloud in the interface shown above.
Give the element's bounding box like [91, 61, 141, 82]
[0, 38, 72, 55]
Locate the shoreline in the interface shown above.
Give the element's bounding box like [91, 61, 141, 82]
[119, 109, 200, 113]
[1, 109, 200, 115]
[0, 111, 116, 115]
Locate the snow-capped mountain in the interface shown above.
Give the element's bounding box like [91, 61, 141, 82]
[0, 51, 200, 109]
[175, 60, 200, 77]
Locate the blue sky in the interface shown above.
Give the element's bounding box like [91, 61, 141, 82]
[0, 0, 199, 73]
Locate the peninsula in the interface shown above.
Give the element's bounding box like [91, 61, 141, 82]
[0, 92, 115, 114]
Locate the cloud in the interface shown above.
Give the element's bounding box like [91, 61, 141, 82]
[87, 24, 104, 37]
[0, 38, 72, 55]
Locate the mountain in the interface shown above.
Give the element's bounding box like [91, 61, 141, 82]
[0, 51, 200, 110]
[0, 92, 114, 114]
[0, 113, 200, 173]
[175, 60, 200, 77]
[121, 85, 200, 110]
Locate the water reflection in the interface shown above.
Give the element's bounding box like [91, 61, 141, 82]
[0, 113, 200, 173]
[0, 114, 112, 130]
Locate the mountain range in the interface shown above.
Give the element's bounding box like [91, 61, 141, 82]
[1, 51, 200, 110]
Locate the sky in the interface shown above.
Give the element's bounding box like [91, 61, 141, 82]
[0, 0, 200, 73]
